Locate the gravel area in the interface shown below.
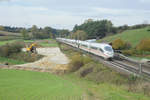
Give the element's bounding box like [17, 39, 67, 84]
[18, 47, 70, 69]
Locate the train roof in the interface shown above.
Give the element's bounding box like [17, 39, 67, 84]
[57, 38, 112, 48]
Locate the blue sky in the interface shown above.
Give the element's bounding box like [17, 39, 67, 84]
[0, 0, 150, 30]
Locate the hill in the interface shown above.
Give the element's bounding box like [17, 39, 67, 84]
[98, 26, 150, 47]
[0, 30, 22, 41]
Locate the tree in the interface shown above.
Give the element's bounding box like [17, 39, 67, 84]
[73, 19, 114, 39]
[72, 30, 87, 40]
[31, 25, 38, 39]
[59, 29, 70, 37]
[0, 26, 4, 31]
[84, 19, 93, 23]
[21, 29, 30, 40]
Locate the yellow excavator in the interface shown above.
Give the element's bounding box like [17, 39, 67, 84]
[26, 43, 37, 53]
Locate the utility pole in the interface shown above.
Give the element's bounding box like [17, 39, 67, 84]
[139, 63, 142, 74]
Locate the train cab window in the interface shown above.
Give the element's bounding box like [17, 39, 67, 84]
[99, 48, 104, 52]
[104, 46, 113, 52]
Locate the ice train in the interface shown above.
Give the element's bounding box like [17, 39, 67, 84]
[57, 38, 114, 60]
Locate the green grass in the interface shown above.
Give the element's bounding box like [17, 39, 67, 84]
[0, 69, 83, 100]
[24, 40, 34, 43]
[40, 42, 58, 47]
[38, 39, 58, 47]
[0, 57, 25, 65]
[63, 74, 150, 100]
[98, 27, 150, 47]
[129, 56, 150, 60]
[0, 67, 149, 100]
[24, 39, 58, 47]
[0, 40, 18, 46]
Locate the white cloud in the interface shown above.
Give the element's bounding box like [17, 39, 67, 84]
[93, 7, 150, 16]
[0, 5, 86, 29]
[0, 0, 150, 30]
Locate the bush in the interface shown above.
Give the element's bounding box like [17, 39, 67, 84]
[69, 53, 84, 72]
[76, 62, 94, 77]
[76, 61, 127, 84]
[112, 38, 131, 50]
[0, 42, 24, 57]
[82, 55, 93, 65]
[122, 50, 134, 56]
[136, 38, 150, 52]
[9, 52, 43, 62]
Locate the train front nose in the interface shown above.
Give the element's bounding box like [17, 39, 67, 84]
[105, 51, 114, 58]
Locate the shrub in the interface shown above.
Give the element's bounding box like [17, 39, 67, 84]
[69, 53, 84, 72]
[136, 38, 150, 52]
[128, 74, 138, 92]
[9, 52, 43, 62]
[76, 61, 127, 84]
[112, 38, 131, 50]
[76, 62, 95, 77]
[0, 42, 24, 57]
[82, 55, 93, 65]
[122, 50, 134, 56]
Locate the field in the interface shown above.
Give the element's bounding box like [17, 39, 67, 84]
[0, 30, 22, 41]
[63, 74, 150, 100]
[98, 26, 150, 47]
[0, 57, 25, 65]
[0, 69, 83, 100]
[0, 69, 149, 100]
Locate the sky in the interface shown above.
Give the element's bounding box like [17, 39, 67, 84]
[0, 0, 150, 30]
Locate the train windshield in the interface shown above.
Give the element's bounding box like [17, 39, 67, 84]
[104, 46, 113, 52]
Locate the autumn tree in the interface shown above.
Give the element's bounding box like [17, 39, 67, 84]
[0, 26, 4, 31]
[72, 30, 87, 40]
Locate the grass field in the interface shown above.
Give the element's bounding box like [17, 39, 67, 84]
[0, 69, 83, 100]
[0, 57, 25, 65]
[0, 40, 19, 46]
[0, 31, 22, 41]
[63, 74, 150, 100]
[24, 39, 58, 47]
[98, 26, 150, 47]
[0, 69, 149, 100]
[0, 30, 21, 36]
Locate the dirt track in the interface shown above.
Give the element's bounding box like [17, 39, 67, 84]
[18, 47, 70, 70]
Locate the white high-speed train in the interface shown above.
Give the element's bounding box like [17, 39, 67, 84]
[57, 38, 114, 60]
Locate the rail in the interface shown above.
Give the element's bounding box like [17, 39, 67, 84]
[57, 39, 150, 78]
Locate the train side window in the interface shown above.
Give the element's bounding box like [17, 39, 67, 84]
[82, 44, 88, 47]
[99, 48, 104, 52]
[90, 46, 97, 50]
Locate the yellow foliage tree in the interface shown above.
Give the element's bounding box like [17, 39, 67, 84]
[136, 38, 150, 51]
[112, 38, 129, 50]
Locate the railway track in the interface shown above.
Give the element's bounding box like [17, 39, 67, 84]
[58, 40, 150, 78]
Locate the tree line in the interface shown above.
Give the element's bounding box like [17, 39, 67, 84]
[0, 25, 70, 40]
[72, 19, 150, 40]
[0, 19, 149, 40]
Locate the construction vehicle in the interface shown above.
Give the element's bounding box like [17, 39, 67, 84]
[26, 43, 37, 53]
